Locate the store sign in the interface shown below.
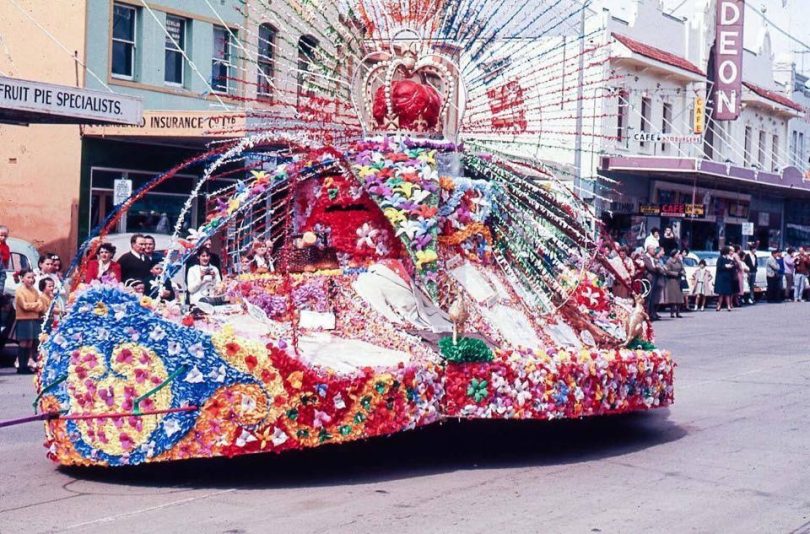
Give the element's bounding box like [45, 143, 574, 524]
[0, 75, 142, 124]
[639, 204, 661, 216]
[113, 178, 132, 206]
[693, 97, 705, 134]
[83, 110, 246, 138]
[661, 203, 686, 218]
[728, 203, 748, 218]
[632, 132, 702, 144]
[742, 222, 754, 236]
[685, 203, 705, 217]
[714, 0, 745, 120]
[609, 201, 636, 214]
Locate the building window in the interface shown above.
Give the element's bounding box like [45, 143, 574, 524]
[257, 23, 276, 98]
[297, 35, 319, 103]
[800, 133, 806, 166]
[616, 90, 628, 142]
[758, 130, 766, 167]
[661, 102, 672, 153]
[771, 134, 779, 171]
[639, 96, 651, 148]
[744, 126, 752, 166]
[112, 3, 136, 78]
[212, 25, 231, 93]
[164, 15, 185, 85]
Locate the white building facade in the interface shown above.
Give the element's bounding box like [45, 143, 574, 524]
[577, 0, 808, 250]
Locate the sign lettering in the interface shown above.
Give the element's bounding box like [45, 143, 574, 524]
[632, 132, 702, 144]
[487, 79, 527, 132]
[83, 111, 245, 138]
[713, 0, 745, 120]
[0, 76, 142, 124]
[685, 204, 705, 217]
[639, 204, 661, 216]
[661, 203, 686, 218]
[694, 97, 705, 134]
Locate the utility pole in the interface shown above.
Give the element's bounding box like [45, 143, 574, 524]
[573, 1, 586, 201]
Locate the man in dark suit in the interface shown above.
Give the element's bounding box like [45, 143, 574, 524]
[118, 234, 152, 284]
[142, 234, 163, 265]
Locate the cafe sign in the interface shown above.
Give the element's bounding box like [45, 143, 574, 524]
[639, 203, 705, 217]
[661, 203, 686, 218]
[632, 132, 703, 144]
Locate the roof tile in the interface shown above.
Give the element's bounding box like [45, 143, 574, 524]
[742, 82, 804, 112]
[611, 32, 705, 77]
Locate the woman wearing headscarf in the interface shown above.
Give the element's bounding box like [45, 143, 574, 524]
[663, 249, 685, 318]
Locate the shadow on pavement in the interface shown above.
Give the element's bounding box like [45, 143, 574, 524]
[59, 409, 685, 489]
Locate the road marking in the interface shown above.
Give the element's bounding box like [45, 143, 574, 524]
[58, 488, 237, 531]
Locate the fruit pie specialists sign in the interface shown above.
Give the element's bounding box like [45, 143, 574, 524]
[0, 76, 142, 124]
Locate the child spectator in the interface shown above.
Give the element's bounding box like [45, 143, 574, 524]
[38, 277, 62, 320]
[249, 240, 274, 273]
[691, 259, 713, 311]
[148, 261, 175, 301]
[14, 269, 43, 374]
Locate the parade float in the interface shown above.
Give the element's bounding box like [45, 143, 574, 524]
[31, 1, 673, 467]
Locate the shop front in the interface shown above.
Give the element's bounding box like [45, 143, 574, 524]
[80, 110, 247, 240]
[598, 156, 810, 251]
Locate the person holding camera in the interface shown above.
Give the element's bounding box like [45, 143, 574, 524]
[187, 248, 222, 305]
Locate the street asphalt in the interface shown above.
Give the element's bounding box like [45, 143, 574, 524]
[1, 301, 809, 533]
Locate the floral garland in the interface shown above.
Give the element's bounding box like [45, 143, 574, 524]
[443, 347, 674, 419]
[349, 141, 442, 298]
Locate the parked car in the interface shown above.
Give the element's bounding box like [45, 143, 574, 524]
[753, 251, 771, 295]
[692, 250, 720, 268]
[3, 237, 40, 297]
[680, 252, 698, 293]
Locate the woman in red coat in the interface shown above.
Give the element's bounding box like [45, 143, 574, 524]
[84, 243, 122, 283]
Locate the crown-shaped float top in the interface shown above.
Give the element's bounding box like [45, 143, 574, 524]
[352, 29, 465, 141]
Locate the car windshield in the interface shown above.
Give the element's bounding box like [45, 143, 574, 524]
[682, 257, 698, 267]
[693, 251, 720, 266]
[757, 256, 769, 268]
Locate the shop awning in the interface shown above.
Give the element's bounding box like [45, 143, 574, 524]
[0, 76, 142, 126]
[599, 155, 810, 197]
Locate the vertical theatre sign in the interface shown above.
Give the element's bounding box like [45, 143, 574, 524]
[714, 0, 745, 120]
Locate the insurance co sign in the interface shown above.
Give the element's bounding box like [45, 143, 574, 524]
[714, 0, 745, 120]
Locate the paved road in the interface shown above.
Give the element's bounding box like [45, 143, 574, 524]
[1, 302, 809, 533]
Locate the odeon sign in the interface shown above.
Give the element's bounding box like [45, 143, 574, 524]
[714, 0, 745, 120]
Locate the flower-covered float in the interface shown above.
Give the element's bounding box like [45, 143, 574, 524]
[34, 18, 673, 467]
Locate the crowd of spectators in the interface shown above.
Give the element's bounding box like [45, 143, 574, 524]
[607, 226, 810, 321]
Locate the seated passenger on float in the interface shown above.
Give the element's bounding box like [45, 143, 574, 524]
[187, 248, 222, 305]
[249, 239, 274, 273]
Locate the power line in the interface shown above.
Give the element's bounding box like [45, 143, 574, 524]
[745, 2, 810, 53]
[6, 0, 115, 92]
